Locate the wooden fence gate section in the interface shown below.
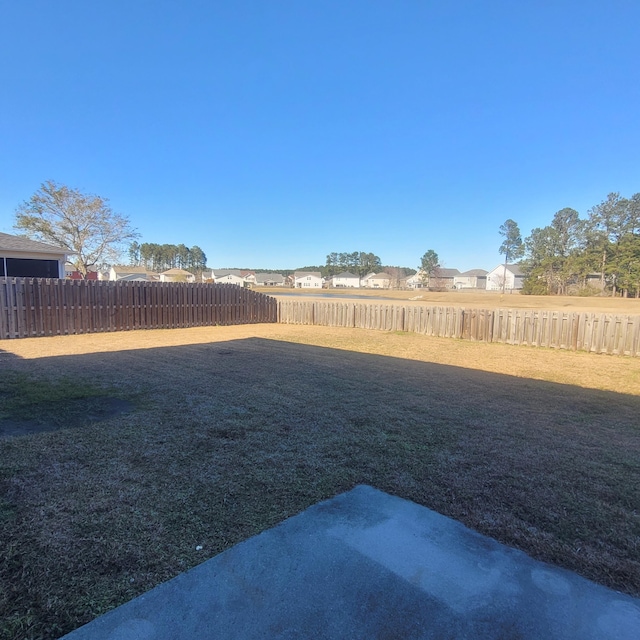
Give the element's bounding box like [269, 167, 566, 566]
[0, 278, 277, 339]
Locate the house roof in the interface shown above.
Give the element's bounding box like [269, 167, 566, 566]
[111, 265, 148, 274]
[370, 272, 392, 279]
[334, 271, 359, 278]
[161, 268, 192, 275]
[255, 273, 285, 283]
[294, 271, 322, 278]
[489, 264, 524, 276]
[458, 269, 488, 277]
[435, 268, 461, 277]
[0, 232, 68, 255]
[117, 274, 149, 282]
[212, 269, 243, 277]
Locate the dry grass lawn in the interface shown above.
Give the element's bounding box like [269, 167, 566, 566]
[1, 324, 639, 639]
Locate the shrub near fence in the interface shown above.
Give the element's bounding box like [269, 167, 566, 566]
[0, 278, 277, 339]
[278, 300, 640, 356]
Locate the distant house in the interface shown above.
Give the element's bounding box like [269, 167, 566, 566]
[65, 263, 99, 280]
[109, 266, 153, 282]
[430, 268, 460, 290]
[331, 271, 360, 288]
[405, 270, 426, 289]
[160, 268, 196, 283]
[211, 270, 246, 287]
[360, 272, 377, 288]
[241, 271, 256, 287]
[454, 269, 488, 290]
[0, 232, 69, 278]
[486, 264, 525, 291]
[255, 273, 285, 286]
[294, 271, 322, 288]
[367, 273, 392, 289]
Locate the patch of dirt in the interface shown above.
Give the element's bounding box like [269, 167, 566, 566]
[0, 397, 134, 438]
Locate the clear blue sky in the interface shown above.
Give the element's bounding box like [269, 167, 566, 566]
[1, 1, 639, 271]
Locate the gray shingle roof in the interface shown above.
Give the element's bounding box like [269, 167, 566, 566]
[436, 268, 461, 277]
[458, 269, 488, 277]
[213, 269, 243, 277]
[255, 273, 284, 283]
[0, 232, 68, 254]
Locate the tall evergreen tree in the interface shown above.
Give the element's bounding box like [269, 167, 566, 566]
[498, 219, 524, 293]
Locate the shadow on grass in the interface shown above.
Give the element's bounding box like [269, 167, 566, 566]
[0, 337, 638, 639]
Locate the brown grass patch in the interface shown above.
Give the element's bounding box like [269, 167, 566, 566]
[0, 325, 639, 639]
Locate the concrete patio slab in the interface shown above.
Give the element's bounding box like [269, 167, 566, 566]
[61, 485, 640, 640]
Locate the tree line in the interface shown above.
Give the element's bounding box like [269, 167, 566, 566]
[517, 192, 640, 297]
[324, 251, 382, 277]
[128, 241, 207, 273]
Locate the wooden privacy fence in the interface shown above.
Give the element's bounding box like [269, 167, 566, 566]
[278, 300, 640, 356]
[0, 278, 277, 339]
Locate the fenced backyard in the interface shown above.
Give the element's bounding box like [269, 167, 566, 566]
[278, 299, 640, 356]
[0, 278, 277, 339]
[1, 278, 640, 356]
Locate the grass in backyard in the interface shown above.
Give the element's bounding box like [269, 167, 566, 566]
[1, 371, 112, 421]
[0, 325, 639, 639]
[0, 372, 136, 439]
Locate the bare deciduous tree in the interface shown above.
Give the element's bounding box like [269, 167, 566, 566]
[15, 180, 138, 278]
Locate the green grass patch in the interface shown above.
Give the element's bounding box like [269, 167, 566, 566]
[0, 371, 113, 423]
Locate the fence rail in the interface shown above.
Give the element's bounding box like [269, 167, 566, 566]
[278, 300, 640, 356]
[0, 278, 277, 339]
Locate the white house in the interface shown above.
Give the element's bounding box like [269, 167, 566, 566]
[486, 264, 525, 291]
[454, 269, 488, 290]
[405, 270, 427, 289]
[367, 273, 392, 289]
[255, 273, 285, 286]
[242, 271, 256, 287]
[0, 232, 69, 278]
[294, 271, 322, 288]
[331, 271, 360, 288]
[211, 270, 245, 287]
[160, 268, 196, 283]
[360, 272, 377, 288]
